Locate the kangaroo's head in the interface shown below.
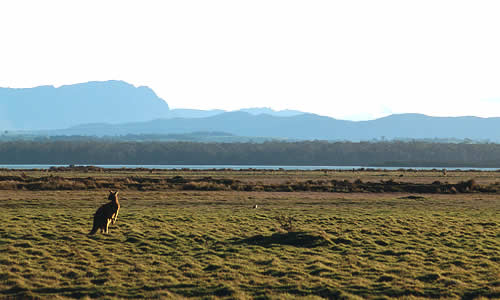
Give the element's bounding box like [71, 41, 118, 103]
[108, 190, 119, 203]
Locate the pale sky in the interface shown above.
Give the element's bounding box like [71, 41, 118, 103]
[1, 0, 500, 120]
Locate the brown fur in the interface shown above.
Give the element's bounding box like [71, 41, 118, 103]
[89, 191, 120, 235]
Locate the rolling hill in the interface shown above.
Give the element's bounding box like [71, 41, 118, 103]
[32, 112, 500, 142]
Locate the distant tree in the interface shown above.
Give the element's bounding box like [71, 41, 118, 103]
[0, 140, 499, 167]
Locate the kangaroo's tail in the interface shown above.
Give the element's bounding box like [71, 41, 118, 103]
[89, 226, 97, 235]
[89, 216, 98, 235]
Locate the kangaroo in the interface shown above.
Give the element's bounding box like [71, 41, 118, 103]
[89, 191, 120, 235]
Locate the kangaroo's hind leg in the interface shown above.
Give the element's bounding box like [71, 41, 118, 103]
[105, 218, 112, 233]
[97, 218, 105, 233]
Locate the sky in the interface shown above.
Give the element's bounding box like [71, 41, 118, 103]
[1, 0, 500, 121]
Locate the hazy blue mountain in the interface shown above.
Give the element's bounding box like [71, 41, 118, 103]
[166, 109, 225, 119]
[2, 81, 500, 142]
[0, 80, 170, 130]
[238, 107, 304, 117]
[165, 107, 305, 119]
[32, 112, 500, 142]
[0, 80, 309, 129]
[355, 114, 500, 141]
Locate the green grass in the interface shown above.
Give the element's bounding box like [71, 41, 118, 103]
[0, 170, 499, 299]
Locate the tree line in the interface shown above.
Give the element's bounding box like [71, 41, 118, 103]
[0, 140, 499, 167]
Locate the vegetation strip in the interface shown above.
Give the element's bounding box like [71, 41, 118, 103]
[0, 172, 497, 193]
[2, 140, 500, 167]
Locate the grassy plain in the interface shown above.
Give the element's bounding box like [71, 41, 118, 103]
[0, 168, 499, 299]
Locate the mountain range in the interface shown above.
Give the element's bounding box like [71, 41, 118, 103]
[37, 112, 499, 142]
[1, 80, 499, 142]
[0, 81, 170, 130]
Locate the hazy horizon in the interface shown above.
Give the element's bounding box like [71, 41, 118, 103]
[1, 1, 500, 121]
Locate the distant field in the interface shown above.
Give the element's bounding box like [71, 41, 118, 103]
[1, 167, 500, 193]
[0, 169, 499, 299]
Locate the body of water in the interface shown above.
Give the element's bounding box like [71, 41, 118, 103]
[0, 164, 498, 171]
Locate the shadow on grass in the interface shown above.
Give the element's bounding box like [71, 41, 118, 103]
[135, 283, 234, 298]
[139, 282, 344, 299]
[233, 231, 332, 248]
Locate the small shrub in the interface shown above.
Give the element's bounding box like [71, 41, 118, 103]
[275, 215, 296, 232]
[277, 184, 293, 192]
[0, 181, 18, 190]
[182, 181, 228, 191]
